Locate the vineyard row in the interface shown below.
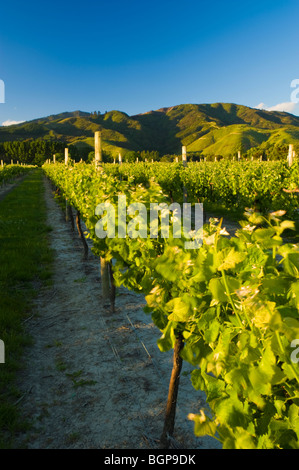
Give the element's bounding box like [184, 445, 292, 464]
[42, 161, 299, 449]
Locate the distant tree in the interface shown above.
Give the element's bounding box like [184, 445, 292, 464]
[160, 154, 173, 162]
[68, 144, 80, 162]
[54, 152, 64, 163]
[0, 139, 65, 165]
[187, 152, 202, 162]
[124, 151, 138, 162]
[87, 151, 95, 163]
[87, 150, 114, 163]
[33, 153, 46, 166]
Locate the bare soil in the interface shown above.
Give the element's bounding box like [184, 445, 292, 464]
[14, 177, 233, 449]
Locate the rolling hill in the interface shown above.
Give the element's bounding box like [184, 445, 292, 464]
[1, 103, 299, 157]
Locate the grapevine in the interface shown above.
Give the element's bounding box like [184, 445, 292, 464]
[43, 161, 299, 449]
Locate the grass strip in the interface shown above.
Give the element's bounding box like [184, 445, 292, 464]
[0, 169, 53, 448]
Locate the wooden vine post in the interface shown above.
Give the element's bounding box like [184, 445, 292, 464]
[74, 209, 88, 260]
[64, 148, 70, 222]
[160, 145, 186, 449]
[118, 152, 122, 182]
[182, 145, 187, 204]
[94, 130, 102, 170]
[63, 146, 85, 254]
[160, 332, 184, 448]
[283, 143, 299, 203]
[94, 131, 112, 307]
[287, 144, 295, 167]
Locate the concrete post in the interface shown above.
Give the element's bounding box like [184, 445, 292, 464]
[182, 146, 187, 166]
[65, 148, 69, 165]
[288, 144, 294, 167]
[95, 131, 102, 169]
[182, 146, 187, 203]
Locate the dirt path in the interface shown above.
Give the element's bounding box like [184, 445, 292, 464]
[14, 176, 223, 449]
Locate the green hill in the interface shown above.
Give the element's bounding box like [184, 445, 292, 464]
[1, 103, 299, 157]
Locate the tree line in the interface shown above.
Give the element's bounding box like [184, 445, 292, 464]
[0, 141, 66, 166]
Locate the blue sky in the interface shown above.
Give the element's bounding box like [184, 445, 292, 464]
[0, 0, 299, 125]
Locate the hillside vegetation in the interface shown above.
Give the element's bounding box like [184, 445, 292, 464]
[1, 103, 299, 158]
